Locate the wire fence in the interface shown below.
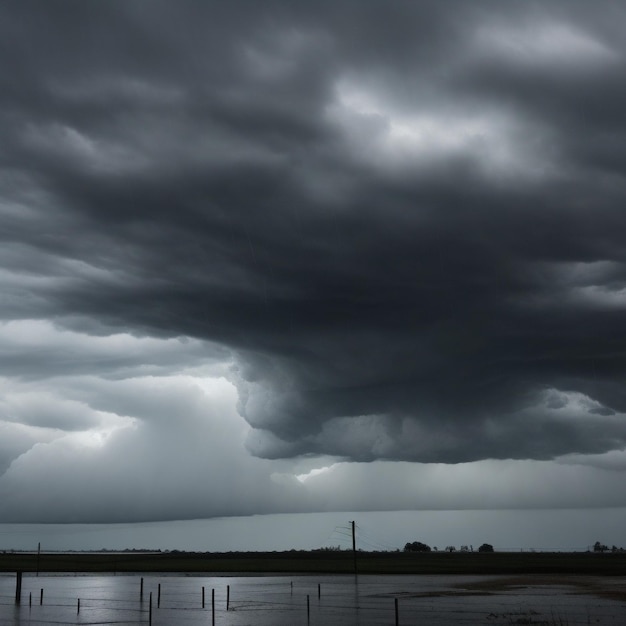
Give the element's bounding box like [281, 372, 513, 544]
[0, 572, 624, 625]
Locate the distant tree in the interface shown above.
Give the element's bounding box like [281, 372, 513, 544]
[478, 543, 494, 553]
[404, 541, 431, 552]
[593, 541, 608, 553]
[460, 545, 469, 552]
[445, 545, 456, 552]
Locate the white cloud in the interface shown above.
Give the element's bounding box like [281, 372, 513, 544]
[328, 78, 554, 181]
[0, 373, 309, 522]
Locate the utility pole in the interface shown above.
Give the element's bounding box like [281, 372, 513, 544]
[351, 520, 357, 574]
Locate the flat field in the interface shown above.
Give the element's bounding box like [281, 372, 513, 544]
[2, 550, 626, 576]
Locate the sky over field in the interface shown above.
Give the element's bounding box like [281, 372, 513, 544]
[2, 1, 626, 535]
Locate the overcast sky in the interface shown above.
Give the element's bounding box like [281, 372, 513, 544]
[2, 1, 626, 538]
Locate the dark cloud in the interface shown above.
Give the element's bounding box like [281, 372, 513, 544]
[2, 0, 626, 480]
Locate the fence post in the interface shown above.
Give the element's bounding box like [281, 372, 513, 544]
[212, 588, 215, 626]
[77, 598, 80, 614]
[149, 592, 152, 626]
[395, 597, 399, 625]
[15, 571, 22, 605]
[202, 586, 205, 608]
[40, 589, 44, 605]
[227, 584, 230, 610]
[157, 583, 161, 608]
[140, 577, 144, 600]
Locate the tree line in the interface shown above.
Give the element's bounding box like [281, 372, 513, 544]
[404, 541, 626, 553]
[403, 542, 494, 553]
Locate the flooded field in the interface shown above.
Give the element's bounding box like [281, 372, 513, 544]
[1, 572, 625, 625]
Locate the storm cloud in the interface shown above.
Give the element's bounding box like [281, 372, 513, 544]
[2, 1, 626, 522]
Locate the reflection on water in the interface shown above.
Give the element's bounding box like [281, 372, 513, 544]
[0, 572, 625, 625]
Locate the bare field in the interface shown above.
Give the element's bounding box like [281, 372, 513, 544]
[2, 550, 626, 576]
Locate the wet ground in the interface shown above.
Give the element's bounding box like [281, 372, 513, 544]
[1, 572, 625, 624]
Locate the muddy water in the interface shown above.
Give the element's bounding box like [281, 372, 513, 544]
[0, 572, 624, 624]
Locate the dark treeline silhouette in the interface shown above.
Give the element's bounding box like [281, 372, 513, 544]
[403, 542, 494, 553]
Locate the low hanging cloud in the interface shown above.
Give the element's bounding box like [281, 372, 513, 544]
[0, 367, 309, 523]
[2, 1, 626, 522]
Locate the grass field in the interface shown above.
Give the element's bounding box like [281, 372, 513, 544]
[2, 550, 626, 576]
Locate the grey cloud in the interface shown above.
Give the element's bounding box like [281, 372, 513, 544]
[0, 320, 229, 381]
[0, 376, 307, 523]
[0, 422, 57, 477]
[2, 1, 626, 473]
[300, 459, 626, 512]
[2, 394, 100, 432]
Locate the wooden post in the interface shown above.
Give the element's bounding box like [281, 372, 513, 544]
[290, 580, 293, 594]
[395, 597, 399, 625]
[157, 583, 161, 608]
[29, 592, 32, 607]
[227, 584, 230, 610]
[212, 588, 215, 626]
[140, 577, 144, 599]
[307, 594, 310, 622]
[40, 588, 44, 605]
[202, 586, 205, 608]
[149, 592, 152, 626]
[15, 571, 22, 605]
[77, 598, 80, 614]
[318, 582, 321, 598]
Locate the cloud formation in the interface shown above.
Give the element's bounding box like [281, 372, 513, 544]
[2, 1, 626, 521]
